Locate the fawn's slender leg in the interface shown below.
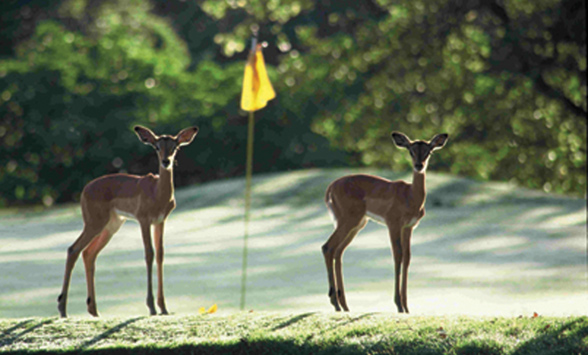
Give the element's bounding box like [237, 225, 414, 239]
[82, 217, 124, 316]
[140, 221, 157, 315]
[322, 227, 343, 311]
[153, 222, 169, 315]
[400, 227, 413, 313]
[82, 230, 111, 317]
[58, 222, 106, 318]
[323, 215, 365, 311]
[389, 227, 406, 313]
[334, 218, 367, 311]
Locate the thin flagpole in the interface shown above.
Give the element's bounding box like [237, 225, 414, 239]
[240, 93, 256, 311]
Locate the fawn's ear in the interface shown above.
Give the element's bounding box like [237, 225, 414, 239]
[391, 132, 411, 148]
[429, 133, 448, 150]
[134, 125, 158, 146]
[176, 126, 199, 147]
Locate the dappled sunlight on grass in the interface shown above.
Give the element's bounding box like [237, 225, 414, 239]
[0, 231, 78, 253]
[253, 170, 321, 195]
[2, 287, 57, 304]
[117, 256, 206, 269]
[339, 223, 393, 250]
[455, 236, 529, 253]
[0, 169, 585, 318]
[0, 251, 65, 263]
[289, 241, 325, 256]
[411, 288, 588, 317]
[535, 208, 586, 228]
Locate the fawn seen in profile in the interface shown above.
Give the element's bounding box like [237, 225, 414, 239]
[57, 125, 198, 318]
[322, 132, 448, 313]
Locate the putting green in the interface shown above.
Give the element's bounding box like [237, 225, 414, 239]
[0, 169, 585, 318]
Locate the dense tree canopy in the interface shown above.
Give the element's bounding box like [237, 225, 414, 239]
[0, 0, 585, 206]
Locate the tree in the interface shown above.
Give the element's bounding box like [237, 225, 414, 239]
[0, 0, 345, 206]
[204, 0, 586, 195]
[0, 0, 240, 205]
[1, 0, 585, 206]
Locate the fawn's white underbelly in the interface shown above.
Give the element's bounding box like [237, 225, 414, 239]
[365, 212, 419, 229]
[366, 211, 386, 225]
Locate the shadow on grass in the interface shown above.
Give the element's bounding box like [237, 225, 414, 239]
[271, 312, 316, 331]
[0, 319, 54, 349]
[77, 317, 145, 350]
[511, 317, 588, 355]
[4, 318, 587, 355]
[0, 319, 34, 340]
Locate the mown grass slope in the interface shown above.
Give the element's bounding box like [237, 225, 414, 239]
[0, 169, 586, 319]
[1, 313, 587, 354]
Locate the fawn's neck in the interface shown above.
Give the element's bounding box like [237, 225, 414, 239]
[410, 170, 426, 210]
[156, 166, 175, 203]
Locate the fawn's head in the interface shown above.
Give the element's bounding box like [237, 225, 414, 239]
[391, 132, 448, 173]
[134, 126, 199, 170]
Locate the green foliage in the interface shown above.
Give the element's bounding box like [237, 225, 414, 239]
[0, 0, 585, 206]
[0, 5, 201, 205]
[0, 0, 346, 206]
[204, 0, 586, 196]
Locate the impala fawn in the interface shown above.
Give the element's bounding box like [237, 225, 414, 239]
[57, 125, 198, 317]
[322, 132, 448, 313]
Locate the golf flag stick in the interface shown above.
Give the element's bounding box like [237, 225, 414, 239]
[239, 38, 276, 310]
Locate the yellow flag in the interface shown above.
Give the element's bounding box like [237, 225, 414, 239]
[241, 44, 276, 112]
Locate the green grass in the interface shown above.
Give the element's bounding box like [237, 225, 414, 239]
[0, 168, 586, 317]
[1, 313, 587, 354]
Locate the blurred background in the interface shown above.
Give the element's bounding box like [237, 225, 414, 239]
[0, 0, 586, 207]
